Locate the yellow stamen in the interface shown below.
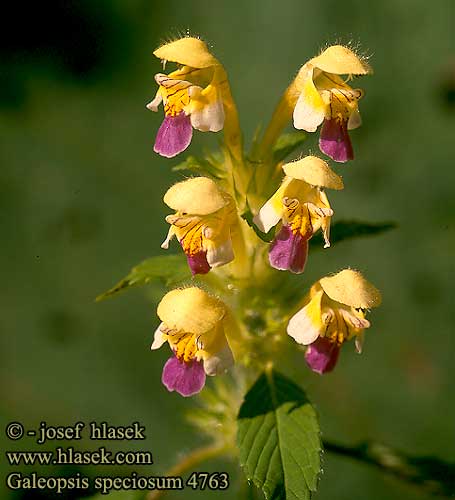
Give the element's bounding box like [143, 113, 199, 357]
[321, 302, 369, 346]
[283, 198, 313, 238]
[163, 327, 200, 364]
[282, 193, 332, 239]
[327, 88, 362, 121]
[174, 334, 198, 363]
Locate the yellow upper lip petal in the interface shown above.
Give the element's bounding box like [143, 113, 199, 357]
[157, 287, 226, 335]
[282, 156, 344, 190]
[319, 269, 382, 308]
[154, 37, 220, 69]
[308, 45, 372, 76]
[164, 177, 230, 215]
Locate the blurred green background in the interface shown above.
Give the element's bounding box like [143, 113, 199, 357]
[1, 0, 453, 499]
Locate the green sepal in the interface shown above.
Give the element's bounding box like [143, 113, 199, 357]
[172, 154, 224, 179]
[272, 131, 307, 163]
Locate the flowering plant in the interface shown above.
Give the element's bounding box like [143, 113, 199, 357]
[98, 36, 398, 499]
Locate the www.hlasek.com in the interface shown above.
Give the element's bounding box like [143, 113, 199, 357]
[5, 421, 230, 494]
[6, 447, 153, 466]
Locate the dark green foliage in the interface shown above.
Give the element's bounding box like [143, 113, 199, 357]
[310, 220, 396, 250]
[238, 370, 321, 500]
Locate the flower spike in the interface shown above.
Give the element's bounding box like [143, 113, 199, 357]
[254, 156, 343, 273]
[287, 269, 381, 374]
[153, 37, 220, 69]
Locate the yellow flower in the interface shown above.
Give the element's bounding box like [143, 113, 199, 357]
[253, 156, 343, 273]
[146, 37, 228, 158]
[293, 45, 372, 162]
[151, 287, 234, 397]
[287, 269, 381, 374]
[161, 177, 238, 275]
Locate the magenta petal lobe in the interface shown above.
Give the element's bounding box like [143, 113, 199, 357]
[154, 112, 193, 158]
[269, 225, 309, 274]
[305, 337, 340, 374]
[161, 355, 206, 397]
[186, 250, 211, 275]
[319, 118, 354, 163]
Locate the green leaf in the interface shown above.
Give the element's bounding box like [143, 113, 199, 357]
[172, 154, 224, 179]
[241, 205, 275, 243]
[237, 369, 321, 500]
[272, 132, 307, 163]
[310, 220, 396, 250]
[96, 255, 190, 301]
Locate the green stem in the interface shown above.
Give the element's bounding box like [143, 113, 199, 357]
[324, 439, 455, 497]
[145, 444, 229, 500]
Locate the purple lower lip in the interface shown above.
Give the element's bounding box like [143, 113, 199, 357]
[161, 355, 206, 397]
[154, 112, 193, 158]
